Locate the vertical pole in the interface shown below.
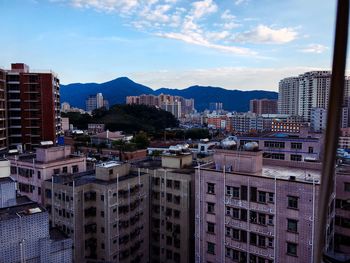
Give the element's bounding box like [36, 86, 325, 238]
[315, 1, 349, 262]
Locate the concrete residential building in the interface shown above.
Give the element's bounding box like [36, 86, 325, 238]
[126, 94, 195, 117]
[278, 77, 299, 115]
[136, 151, 195, 263]
[42, 161, 149, 262]
[325, 164, 350, 260]
[0, 69, 7, 152]
[250, 99, 278, 115]
[311, 107, 327, 132]
[9, 145, 86, 203]
[209, 102, 223, 113]
[3, 63, 61, 150]
[195, 148, 320, 263]
[237, 130, 323, 162]
[298, 71, 331, 121]
[0, 159, 72, 262]
[86, 93, 109, 112]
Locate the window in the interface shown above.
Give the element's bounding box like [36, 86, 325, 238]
[101, 194, 104, 201]
[166, 193, 173, 202]
[268, 215, 274, 225]
[288, 196, 298, 209]
[250, 211, 257, 223]
[207, 242, 215, 255]
[232, 228, 239, 240]
[72, 165, 79, 173]
[53, 168, 60, 175]
[207, 183, 215, 194]
[287, 219, 298, 233]
[250, 233, 257, 246]
[264, 141, 285, 148]
[207, 202, 215, 214]
[174, 180, 180, 190]
[62, 166, 68, 173]
[166, 179, 173, 188]
[250, 187, 257, 202]
[291, 142, 302, 149]
[268, 192, 274, 203]
[258, 213, 266, 225]
[258, 191, 266, 203]
[268, 238, 274, 248]
[226, 186, 239, 198]
[241, 209, 247, 221]
[241, 230, 247, 243]
[101, 243, 105, 249]
[207, 222, 215, 234]
[345, 183, 350, 192]
[258, 235, 265, 247]
[291, 154, 302, 162]
[241, 185, 248, 200]
[101, 211, 105, 217]
[101, 227, 105, 233]
[287, 242, 297, 256]
[109, 169, 113, 175]
[308, 147, 314, 153]
[232, 208, 240, 219]
[174, 210, 180, 218]
[37, 171, 41, 179]
[38, 187, 41, 195]
[225, 226, 231, 237]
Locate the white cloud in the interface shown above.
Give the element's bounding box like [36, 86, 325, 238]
[234, 24, 298, 44]
[70, 0, 139, 14]
[234, 0, 247, 5]
[191, 0, 218, 19]
[300, 44, 328, 54]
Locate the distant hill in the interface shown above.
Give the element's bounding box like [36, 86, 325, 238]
[61, 77, 153, 109]
[61, 77, 278, 112]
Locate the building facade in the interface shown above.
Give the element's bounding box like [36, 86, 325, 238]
[250, 99, 278, 115]
[42, 161, 149, 262]
[0, 159, 72, 263]
[2, 63, 61, 151]
[278, 77, 299, 115]
[9, 145, 86, 203]
[0, 69, 7, 152]
[195, 148, 320, 263]
[311, 107, 327, 132]
[237, 131, 323, 162]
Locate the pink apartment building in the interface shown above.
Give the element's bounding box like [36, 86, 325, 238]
[9, 145, 86, 203]
[195, 148, 321, 263]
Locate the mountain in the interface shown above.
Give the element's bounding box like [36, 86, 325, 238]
[154, 86, 278, 112]
[60, 77, 153, 109]
[60, 77, 278, 112]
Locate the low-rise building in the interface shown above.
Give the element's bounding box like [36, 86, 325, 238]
[237, 131, 323, 163]
[9, 145, 86, 203]
[0, 159, 72, 262]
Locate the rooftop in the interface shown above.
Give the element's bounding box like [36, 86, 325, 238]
[0, 199, 45, 221]
[201, 161, 321, 184]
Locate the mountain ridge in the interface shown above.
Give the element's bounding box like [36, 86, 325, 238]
[60, 77, 278, 112]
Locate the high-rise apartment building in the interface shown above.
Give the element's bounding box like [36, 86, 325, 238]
[126, 94, 195, 118]
[86, 93, 109, 112]
[195, 148, 320, 263]
[209, 102, 223, 112]
[2, 63, 61, 150]
[278, 77, 299, 115]
[298, 71, 331, 121]
[0, 69, 7, 152]
[42, 161, 149, 262]
[250, 99, 278, 115]
[137, 151, 195, 263]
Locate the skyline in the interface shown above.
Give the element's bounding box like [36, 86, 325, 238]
[1, 0, 337, 91]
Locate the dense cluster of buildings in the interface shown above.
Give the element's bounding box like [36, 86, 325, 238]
[126, 94, 195, 119]
[1, 63, 350, 263]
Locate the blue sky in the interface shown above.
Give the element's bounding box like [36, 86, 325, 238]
[0, 0, 337, 91]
